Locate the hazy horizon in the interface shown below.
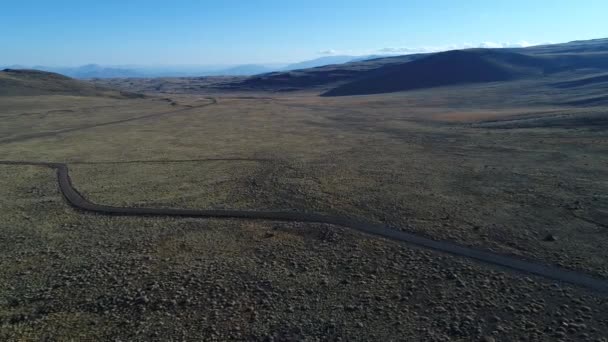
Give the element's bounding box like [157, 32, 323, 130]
[3, 38, 601, 70]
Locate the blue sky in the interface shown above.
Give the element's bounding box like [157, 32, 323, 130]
[1, 0, 606, 66]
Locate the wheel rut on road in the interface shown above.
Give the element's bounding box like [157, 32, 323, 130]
[1, 159, 608, 293]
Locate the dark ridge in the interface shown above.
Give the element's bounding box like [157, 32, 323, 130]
[212, 38, 608, 95]
[511, 38, 608, 55]
[85, 38, 608, 94]
[542, 52, 608, 73]
[560, 95, 608, 107]
[220, 54, 426, 91]
[553, 73, 608, 88]
[2, 68, 71, 79]
[0, 68, 143, 97]
[322, 50, 550, 97]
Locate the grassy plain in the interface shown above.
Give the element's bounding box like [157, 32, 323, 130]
[1, 80, 608, 339]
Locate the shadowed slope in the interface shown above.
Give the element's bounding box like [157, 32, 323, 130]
[322, 50, 550, 96]
[223, 54, 426, 91]
[89, 38, 608, 95]
[0, 69, 142, 98]
[553, 73, 608, 88]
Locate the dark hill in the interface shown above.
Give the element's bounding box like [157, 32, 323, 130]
[217, 38, 608, 95]
[512, 38, 608, 55]
[560, 95, 608, 107]
[221, 54, 426, 91]
[553, 73, 608, 89]
[322, 50, 550, 97]
[0, 69, 142, 97]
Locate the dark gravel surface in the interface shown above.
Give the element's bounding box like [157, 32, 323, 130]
[2, 160, 607, 293]
[1, 166, 608, 341]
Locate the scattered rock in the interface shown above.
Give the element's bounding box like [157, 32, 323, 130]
[543, 233, 557, 242]
[135, 296, 149, 305]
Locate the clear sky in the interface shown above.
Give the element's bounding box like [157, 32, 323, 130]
[1, 0, 606, 66]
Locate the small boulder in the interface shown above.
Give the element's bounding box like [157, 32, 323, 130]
[543, 233, 557, 242]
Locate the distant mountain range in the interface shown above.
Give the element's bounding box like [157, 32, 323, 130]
[8, 37, 608, 99]
[7, 38, 608, 81]
[0, 55, 377, 79]
[1, 64, 144, 79]
[212, 37, 608, 96]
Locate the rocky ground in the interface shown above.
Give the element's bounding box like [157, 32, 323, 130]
[1, 166, 608, 341]
[2, 92, 608, 280]
[1, 87, 608, 340]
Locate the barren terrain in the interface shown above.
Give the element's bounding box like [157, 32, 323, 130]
[1, 74, 608, 339]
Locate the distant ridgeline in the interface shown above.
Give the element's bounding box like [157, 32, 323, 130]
[217, 37, 608, 96]
[0, 68, 143, 98]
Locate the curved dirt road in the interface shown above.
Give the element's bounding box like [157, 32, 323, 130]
[1, 160, 608, 292]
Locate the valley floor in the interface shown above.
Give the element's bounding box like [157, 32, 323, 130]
[1, 84, 607, 340]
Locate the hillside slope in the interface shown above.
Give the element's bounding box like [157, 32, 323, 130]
[214, 38, 608, 95]
[0, 69, 141, 97]
[221, 54, 427, 91]
[321, 50, 552, 96]
[87, 37, 608, 96]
